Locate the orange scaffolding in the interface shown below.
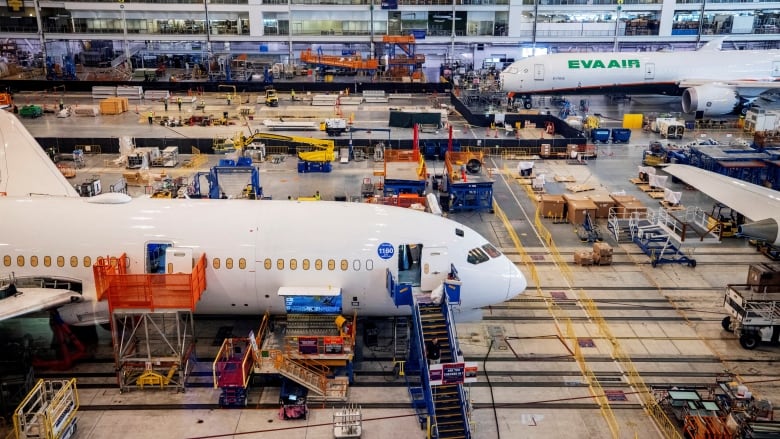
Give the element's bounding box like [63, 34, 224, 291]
[93, 253, 207, 312]
[300, 49, 378, 71]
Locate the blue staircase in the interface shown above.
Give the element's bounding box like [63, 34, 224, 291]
[388, 267, 471, 439]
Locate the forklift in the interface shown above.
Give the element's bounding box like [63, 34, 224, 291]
[264, 87, 279, 107]
[709, 203, 742, 238]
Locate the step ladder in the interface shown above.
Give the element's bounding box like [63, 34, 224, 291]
[393, 316, 410, 361]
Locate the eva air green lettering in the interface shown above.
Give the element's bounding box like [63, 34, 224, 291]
[568, 58, 640, 69]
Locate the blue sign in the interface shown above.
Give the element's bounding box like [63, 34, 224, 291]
[377, 242, 395, 260]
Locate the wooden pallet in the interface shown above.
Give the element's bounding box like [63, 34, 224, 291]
[660, 201, 685, 211]
[565, 184, 595, 193]
[516, 177, 533, 185]
[629, 177, 645, 185]
[647, 191, 666, 199]
[554, 175, 576, 182]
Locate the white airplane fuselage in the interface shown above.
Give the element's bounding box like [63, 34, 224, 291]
[500, 49, 780, 115]
[1, 195, 525, 325]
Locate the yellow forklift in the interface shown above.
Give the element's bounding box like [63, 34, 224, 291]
[708, 203, 742, 238]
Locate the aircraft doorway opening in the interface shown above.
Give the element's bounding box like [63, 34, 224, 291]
[146, 242, 172, 274]
[279, 287, 342, 314]
[398, 244, 449, 292]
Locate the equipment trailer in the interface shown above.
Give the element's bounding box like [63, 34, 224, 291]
[722, 284, 780, 349]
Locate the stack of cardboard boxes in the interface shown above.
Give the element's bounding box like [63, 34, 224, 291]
[573, 242, 614, 266]
[747, 263, 780, 293]
[593, 242, 613, 266]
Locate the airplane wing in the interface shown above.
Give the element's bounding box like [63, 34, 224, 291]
[664, 164, 780, 222]
[0, 286, 82, 321]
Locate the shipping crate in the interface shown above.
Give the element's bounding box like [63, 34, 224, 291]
[747, 263, 780, 293]
[574, 250, 594, 266]
[567, 199, 598, 224]
[539, 194, 566, 219]
[588, 193, 616, 219]
[615, 200, 647, 218]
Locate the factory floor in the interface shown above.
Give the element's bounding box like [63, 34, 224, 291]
[2, 91, 778, 439]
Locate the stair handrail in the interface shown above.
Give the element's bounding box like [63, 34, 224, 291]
[439, 293, 472, 439]
[411, 300, 437, 429]
[275, 352, 329, 395]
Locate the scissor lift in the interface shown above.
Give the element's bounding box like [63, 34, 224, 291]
[14, 379, 79, 439]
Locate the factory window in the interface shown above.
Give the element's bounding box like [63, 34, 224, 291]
[315, 259, 323, 270]
[366, 259, 373, 271]
[290, 259, 297, 270]
[467, 247, 489, 265]
[328, 259, 335, 270]
[3, 255, 10, 267]
[226, 258, 234, 269]
[57, 256, 64, 267]
[340, 259, 348, 271]
[353, 260, 360, 271]
[264, 258, 272, 270]
[70, 256, 78, 268]
[303, 259, 310, 270]
[482, 244, 501, 258]
[213, 258, 221, 269]
[83, 256, 91, 267]
[277, 259, 284, 270]
[17, 256, 24, 267]
[31, 256, 38, 267]
[239, 258, 246, 269]
[44, 256, 51, 267]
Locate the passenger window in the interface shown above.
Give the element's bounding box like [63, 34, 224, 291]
[70, 256, 78, 268]
[290, 259, 297, 270]
[3, 255, 9, 267]
[277, 259, 284, 270]
[31, 256, 38, 267]
[366, 259, 373, 271]
[264, 258, 272, 270]
[213, 258, 221, 269]
[328, 259, 335, 270]
[17, 256, 24, 267]
[83, 256, 91, 267]
[57, 256, 64, 267]
[239, 258, 246, 269]
[455, 228, 464, 237]
[353, 260, 360, 271]
[303, 259, 310, 270]
[315, 259, 323, 270]
[226, 258, 233, 269]
[44, 256, 51, 267]
[340, 259, 348, 271]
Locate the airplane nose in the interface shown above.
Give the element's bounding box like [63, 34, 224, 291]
[505, 260, 527, 300]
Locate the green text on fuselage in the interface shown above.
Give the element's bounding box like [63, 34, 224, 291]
[568, 59, 640, 69]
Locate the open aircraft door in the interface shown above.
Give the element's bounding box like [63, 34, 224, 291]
[533, 64, 544, 81]
[420, 246, 449, 292]
[645, 62, 655, 80]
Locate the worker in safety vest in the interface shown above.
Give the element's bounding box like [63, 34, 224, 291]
[177, 96, 182, 111]
[148, 111, 154, 125]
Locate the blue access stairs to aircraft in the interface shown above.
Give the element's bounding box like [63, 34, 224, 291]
[387, 266, 472, 439]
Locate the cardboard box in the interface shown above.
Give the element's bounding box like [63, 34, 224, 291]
[588, 193, 616, 218]
[574, 250, 594, 266]
[593, 242, 613, 256]
[567, 199, 598, 224]
[539, 194, 565, 218]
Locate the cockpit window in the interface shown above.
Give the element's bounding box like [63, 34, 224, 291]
[482, 243, 501, 258]
[455, 228, 464, 237]
[467, 247, 490, 265]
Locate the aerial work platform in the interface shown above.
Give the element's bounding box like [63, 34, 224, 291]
[445, 150, 494, 213]
[300, 48, 378, 71]
[383, 149, 427, 196]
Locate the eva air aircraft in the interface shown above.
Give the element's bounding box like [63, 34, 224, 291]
[500, 38, 780, 116]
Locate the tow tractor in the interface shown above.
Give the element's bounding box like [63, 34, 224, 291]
[708, 203, 741, 239]
[324, 118, 349, 136]
[722, 282, 780, 349]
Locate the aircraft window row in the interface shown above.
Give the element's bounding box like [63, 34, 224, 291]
[211, 258, 247, 270]
[253, 258, 374, 271]
[5, 255, 96, 268]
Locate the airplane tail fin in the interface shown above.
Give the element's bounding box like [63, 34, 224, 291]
[0, 110, 79, 197]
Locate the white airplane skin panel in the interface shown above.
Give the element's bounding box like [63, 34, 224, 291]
[664, 165, 780, 222]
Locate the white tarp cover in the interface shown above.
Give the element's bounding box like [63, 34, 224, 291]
[664, 188, 682, 205]
[649, 174, 668, 189]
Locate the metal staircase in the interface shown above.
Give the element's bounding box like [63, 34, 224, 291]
[393, 316, 410, 363]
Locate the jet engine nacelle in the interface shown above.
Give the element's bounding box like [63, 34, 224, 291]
[681, 84, 740, 115]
